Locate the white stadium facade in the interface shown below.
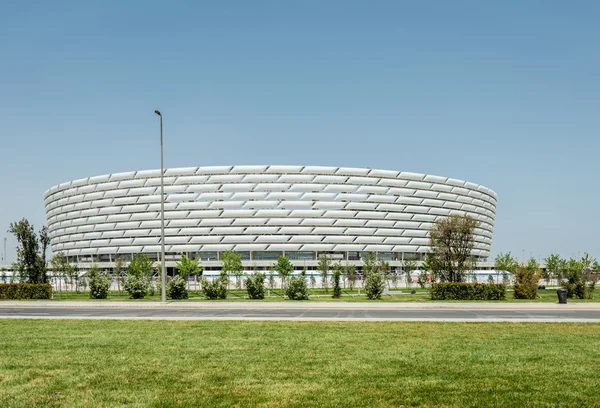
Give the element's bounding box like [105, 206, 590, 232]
[43, 166, 497, 274]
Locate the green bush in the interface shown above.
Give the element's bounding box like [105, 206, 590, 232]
[123, 276, 151, 299]
[202, 272, 228, 300]
[514, 265, 539, 299]
[332, 269, 342, 299]
[0, 283, 52, 299]
[365, 272, 385, 300]
[286, 273, 309, 300]
[89, 265, 110, 299]
[245, 272, 265, 299]
[431, 283, 506, 300]
[167, 276, 189, 300]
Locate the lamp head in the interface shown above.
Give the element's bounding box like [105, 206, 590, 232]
[154, 110, 161, 116]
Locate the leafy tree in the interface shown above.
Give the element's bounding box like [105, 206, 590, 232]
[560, 254, 597, 299]
[176, 254, 202, 293]
[317, 254, 331, 293]
[124, 254, 154, 299]
[245, 271, 266, 299]
[89, 264, 110, 299]
[202, 271, 228, 300]
[332, 263, 342, 298]
[380, 260, 392, 288]
[274, 256, 294, 291]
[8, 219, 49, 284]
[428, 215, 478, 282]
[114, 258, 125, 294]
[362, 253, 385, 299]
[345, 263, 357, 290]
[50, 251, 71, 298]
[220, 250, 242, 289]
[309, 274, 317, 289]
[495, 252, 518, 284]
[514, 258, 540, 299]
[403, 256, 418, 288]
[268, 273, 276, 293]
[544, 253, 562, 285]
[285, 269, 309, 300]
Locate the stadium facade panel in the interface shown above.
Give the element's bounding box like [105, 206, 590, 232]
[44, 166, 496, 264]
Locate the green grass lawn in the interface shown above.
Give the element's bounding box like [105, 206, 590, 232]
[1, 320, 599, 407]
[25, 288, 599, 303]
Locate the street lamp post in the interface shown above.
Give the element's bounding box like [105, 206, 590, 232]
[154, 110, 166, 303]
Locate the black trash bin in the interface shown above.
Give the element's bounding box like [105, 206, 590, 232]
[557, 289, 567, 304]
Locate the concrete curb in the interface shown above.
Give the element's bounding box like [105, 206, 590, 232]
[2, 301, 600, 311]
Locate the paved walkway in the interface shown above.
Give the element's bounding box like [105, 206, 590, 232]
[1, 301, 599, 322]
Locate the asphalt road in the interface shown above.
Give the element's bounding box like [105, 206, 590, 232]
[1, 306, 600, 322]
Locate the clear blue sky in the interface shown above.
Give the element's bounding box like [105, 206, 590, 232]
[1, 1, 599, 263]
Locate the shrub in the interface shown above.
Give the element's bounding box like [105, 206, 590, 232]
[514, 261, 540, 299]
[123, 276, 151, 299]
[286, 273, 309, 300]
[167, 276, 189, 300]
[245, 272, 265, 300]
[365, 271, 385, 300]
[431, 283, 506, 300]
[202, 272, 228, 300]
[332, 268, 342, 299]
[0, 283, 52, 299]
[88, 264, 110, 299]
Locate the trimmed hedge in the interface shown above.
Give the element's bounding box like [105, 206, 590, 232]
[431, 283, 506, 300]
[0, 283, 53, 300]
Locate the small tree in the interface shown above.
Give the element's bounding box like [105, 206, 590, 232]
[245, 271, 266, 299]
[220, 250, 242, 290]
[403, 256, 418, 288]
[202, 271, 228, 300]
[274, 256, 294, 292]
[317, 254, 331, 293]
[123, 254, 154, 299]
[88, 264, 110, 299]
[286, 270, 309, 300]
[514, 258, 540, 299]
[495, 252, 518, 285]
[50, 252, 71, 298]
[544, 253, 562, 285]
[345, 263, 357, 290]
[309, 274, 316, 289]
[363, 253, 385, 299]
[176, 254, 202, 293]
[560, 254, 597, 299]
[428, 215, 478, 282]
[332, 263, 342, 299]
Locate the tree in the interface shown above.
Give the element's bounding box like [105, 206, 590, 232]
[114, 258, 125, 295]
[495, 252, 518, 284]
[380, 260, 392, 288]
[428, 215, 478, 282]
[514, 258, 540, 299]
[245, 271, 266, 299]
[363, 253, 385, 299]
[123, 254, 154, 299]
[50, 251, 71, 299]
[89, 264, 110, 299]
[202, 271, 228, 300]
[403, 256, 418, 288]
[285, 269, 309, 300]
[344, 263, 357, 290]
[544, 253, 562, 285]
[8, 219, 49, 284]
[332, 263, 342, 298]
[274, 256, 294, 292]
[176, 254, 202, 292]
[317, 254, 331, 293]
[220, 250, 242, 289]
[560, 254, 597, 299]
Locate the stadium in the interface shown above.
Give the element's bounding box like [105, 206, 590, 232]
[43, 165, 497, 274]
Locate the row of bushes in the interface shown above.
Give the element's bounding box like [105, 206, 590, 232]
[431, 283, 506, 300]
[0, 283, 53, 300]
